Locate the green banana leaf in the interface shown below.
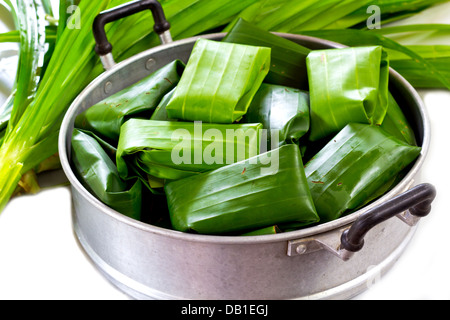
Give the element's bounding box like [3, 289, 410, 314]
[71, 128, 142, 220]
[150, 88, 176, 121]
[300, 27, 450, 90]
[242, 83, 310, 149]
[165, 38, 271, 123]
[380, 92, 417, 146]
[74, 60, 185, 143]
[304, 123, 421, 222]
[222, 18, 311, 90]
[306, 46, 390, 141]
[116, 119, 262, 184]
[165, 144, 319, 235]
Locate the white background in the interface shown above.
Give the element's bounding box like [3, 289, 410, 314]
[0, 2, 449, 300]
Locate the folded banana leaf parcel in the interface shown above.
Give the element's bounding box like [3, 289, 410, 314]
[304, 123, 421, 222]
[306, 46, 389, 141]
[71, 128, 142, 220]
[75, 60, 185, 143]
[116, 119, 262, 187]
[165, 38, 271, 123]
[165, 144, 319, 235]
[243, 83, 310, 150]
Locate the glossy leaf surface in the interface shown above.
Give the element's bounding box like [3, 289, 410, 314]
[71, 129, 142, 220]
[116, 119, 262, 183]
[165, 144, 319, 234]
[306, 46, 390, 141]
[165, 39, 271, 123]
[304, 123, 421, 222]
[223, 18, 311, 89]
[243, 83, 310, 149]
[75, 60, 184, 143]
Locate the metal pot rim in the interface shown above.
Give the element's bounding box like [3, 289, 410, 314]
[58, 32, 431, 245]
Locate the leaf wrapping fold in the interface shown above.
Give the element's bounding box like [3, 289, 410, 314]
[116, 119, 262, 183]
[223, 18, 311, 89]
[71, 129, 142, 220]
[380, 92, 417, 146]
[165, 39, 271, 123]
[75, 60, 184, 143]
[165, 144, 319, 235]
[243, 83, 310, 149]
[306, 46, 390, 141]
[304, 123, 421, 222]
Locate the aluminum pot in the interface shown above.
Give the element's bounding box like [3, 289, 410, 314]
[58, 1, 436, 300]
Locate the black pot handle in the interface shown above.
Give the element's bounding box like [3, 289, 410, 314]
[93, 0, 172, 70]
[340, 183, 436, 253]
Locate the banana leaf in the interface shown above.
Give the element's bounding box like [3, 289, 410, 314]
[380, 92, 417, 146]
[165, 38, 271, 123]
[150, 87, 176, 121]
[74, 60, 185, 143]
[222, 18, 311, 89]
[71, 128, 142, 220]
[301, 28, 450, 90]
[304, 123, 421, 222]
[306, 46, 390, 141]
[243, 83, 310, 149]
[165, 144, 319, 235]
[116, 119, 262, 185]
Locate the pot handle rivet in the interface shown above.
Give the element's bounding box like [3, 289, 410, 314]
[146, 58, 156, 71]
[104, 81, 113, 94]
[296, 244, 307, 255]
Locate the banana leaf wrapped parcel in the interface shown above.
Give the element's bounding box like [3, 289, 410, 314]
[380, 92, 417, 146]
[71, 129, 142, 220]
[223, 18, 311, 90]
[165, 39, 271, 123]
[165, 144, 319, 235]
[306, 46, 389, 141]
[116, 119, 262, 186]
[75, 60, 184, 143]
[304, 123, 421, 222]
[243, 83, 310, 149]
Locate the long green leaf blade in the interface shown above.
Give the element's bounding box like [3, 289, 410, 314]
[5, 0, 46, 135]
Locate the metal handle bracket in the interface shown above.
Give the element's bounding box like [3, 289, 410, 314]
[287, 183, 436, 261]
[93, 0, 172, 70]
